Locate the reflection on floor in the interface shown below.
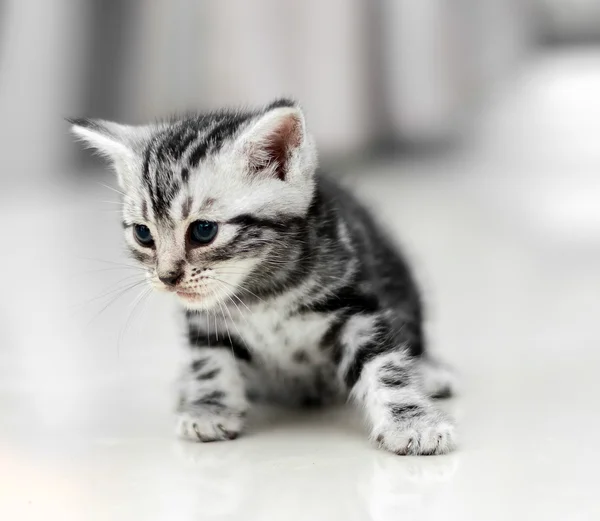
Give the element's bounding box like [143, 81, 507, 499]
[2, 50, 600, 520]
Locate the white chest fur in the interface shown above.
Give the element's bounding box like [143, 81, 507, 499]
[234, 304, 332, 363]
[200, 298, 342, 405]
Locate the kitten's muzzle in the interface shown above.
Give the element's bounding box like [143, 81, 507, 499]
[158, 269, 184, 287]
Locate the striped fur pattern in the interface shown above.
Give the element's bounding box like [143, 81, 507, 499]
[71, 99, 456, 455]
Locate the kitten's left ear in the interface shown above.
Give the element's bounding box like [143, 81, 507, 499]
[237, 106, 310, 181]
[68, 118, 147, 188]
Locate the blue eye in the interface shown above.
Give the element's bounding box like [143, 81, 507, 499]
[134, 224, 154, 246]
[190, 221, 218, 245]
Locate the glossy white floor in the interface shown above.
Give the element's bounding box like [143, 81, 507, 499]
[2, 50, 600, 520]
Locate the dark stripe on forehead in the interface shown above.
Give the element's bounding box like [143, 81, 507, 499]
[167, 127, 198, 160]
[203, 118, 243, 151]
[156, 124, 198, 164]
[154, 128, 176, 165]
[142, 143, 153, 184]
[151, 173, 181, 220]
[142, 131, 189, 220]
[180, 167, 189, 183]
[188, 112, 254, 167]
[147, 138, 182, 219]
[141, 200, 148, 221]
[181, 196, 193, 220]
[188, 140, 209, 167]
[141, 138, 161, 216]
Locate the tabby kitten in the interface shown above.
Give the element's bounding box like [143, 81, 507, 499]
[70, 99, 456, 455]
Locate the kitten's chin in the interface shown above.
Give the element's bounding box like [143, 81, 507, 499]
[175, 291, 219, 311]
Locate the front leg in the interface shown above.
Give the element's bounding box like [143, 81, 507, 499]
[177, 334, 249, 442]
[337, 313, 456, 455]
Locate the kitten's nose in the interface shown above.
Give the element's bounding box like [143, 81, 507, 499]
[158, 270, 183, 287]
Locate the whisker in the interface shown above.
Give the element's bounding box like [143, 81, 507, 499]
[221, 296, 248, 349]
[211, 280, 251, 326]
[213, 282, 252, 349]
[74, 266, 146, 278]
[214, 265, 347, 285]
[85, 279, 148, 326]
[213, 304, 219, 342]
[214, 289, 234, 353]
[227, 291, 252, 314]
[97, 182, 126, 198]
[206, 276, 265, 303]
[75, 256, 146, 271]
[98, 200, 126, 206]
[71, 274, 145, 310]
[118, 286, 152, 352]
[205, 308, 210, 347]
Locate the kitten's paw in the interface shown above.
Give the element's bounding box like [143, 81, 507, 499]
[374, 410, 456, 456]
[176, 410, 245, 442]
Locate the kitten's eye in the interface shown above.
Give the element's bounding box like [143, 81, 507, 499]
[134, 224, 154, 247]
[189, 221, 218, 245]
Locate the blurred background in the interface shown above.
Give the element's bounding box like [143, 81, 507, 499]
[1, 1, 599, 181]
[2, 1, 600, 520]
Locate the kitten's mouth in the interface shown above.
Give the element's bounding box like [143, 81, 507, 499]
[175, 290, 204, 301]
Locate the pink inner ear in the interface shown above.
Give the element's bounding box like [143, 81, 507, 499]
[249, 114, 302, 181]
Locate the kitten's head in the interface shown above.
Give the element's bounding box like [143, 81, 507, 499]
[71, 99, 317, 310]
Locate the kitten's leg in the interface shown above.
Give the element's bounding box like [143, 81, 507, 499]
[337, 314, 456, 455]
[177, 347, 248, 442]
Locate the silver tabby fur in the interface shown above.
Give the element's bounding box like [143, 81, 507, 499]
[71, 99, 456, 455]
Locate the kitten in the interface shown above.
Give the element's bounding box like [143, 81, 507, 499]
[70, 99, 456, 455]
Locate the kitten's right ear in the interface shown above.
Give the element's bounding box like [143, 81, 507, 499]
[68, 118, 145, 188]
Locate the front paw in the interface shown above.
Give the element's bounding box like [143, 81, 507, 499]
[176, 410, 245, 442]
[374, 409, 456, 456]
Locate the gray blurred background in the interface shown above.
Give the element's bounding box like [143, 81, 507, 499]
[1, 0, 598, 183]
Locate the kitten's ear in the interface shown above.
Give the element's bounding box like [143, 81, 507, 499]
[238, 106, 307, 181]
[68, 118, 144, 188]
